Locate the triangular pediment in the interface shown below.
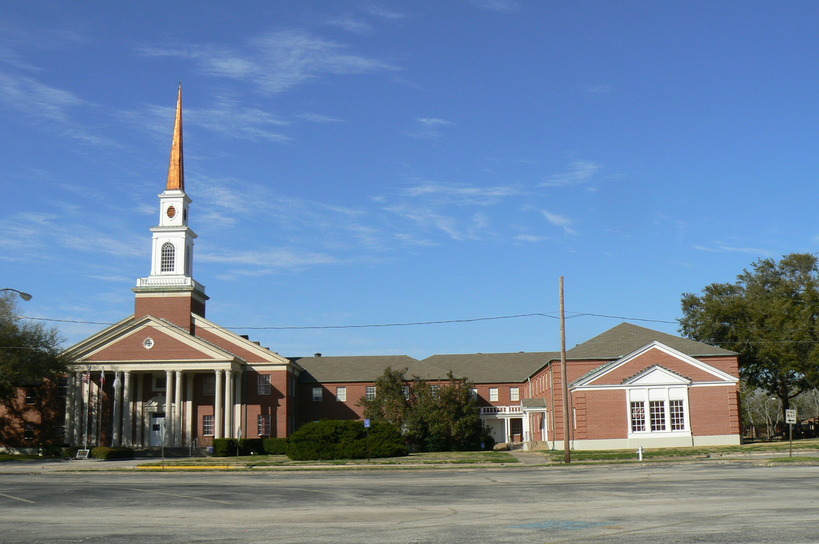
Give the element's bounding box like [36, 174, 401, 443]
[573, 341, 738, 388]
[624, 365, 692, 386]
[64, 314, 239, 366]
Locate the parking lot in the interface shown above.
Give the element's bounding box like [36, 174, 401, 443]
[0, 462, 817, 543]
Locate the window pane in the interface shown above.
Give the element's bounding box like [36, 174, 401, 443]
[203, 415, 214, 436]
[365, 386, 376, 400]
[670, 400, 686, 430]
[336, 387, 347, 402]
[161, 242, 175, 272]
[258, 414, 271, 436]
[203, 375, 215, 396]
[257, 374, 272, 395]
[649, 400, 666, 431]
[630, 401, 646, 432]
[510, 387, 519, 402]
[489, 388, 498, 402]
[312, 387, 322, 402]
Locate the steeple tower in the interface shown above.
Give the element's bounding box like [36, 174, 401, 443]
[134, 86, 208, 331]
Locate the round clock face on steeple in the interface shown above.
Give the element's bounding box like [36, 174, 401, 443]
[166, 206, 176, 219]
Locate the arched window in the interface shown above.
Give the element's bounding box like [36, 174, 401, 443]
[160, 242, 175, 272]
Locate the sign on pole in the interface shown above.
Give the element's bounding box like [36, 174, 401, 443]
[785, 409, 797, 424]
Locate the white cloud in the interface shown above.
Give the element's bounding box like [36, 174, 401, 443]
[409, 117, 454, 139]
[692, 244, 771, 255]
[140, 29, 398, 96]
[296, 112, 343, 123]
[541, 210, 576, 235]
[403, 181, 523, 205]
[470, 0, 520, 12]
[543, 160, 601, 187]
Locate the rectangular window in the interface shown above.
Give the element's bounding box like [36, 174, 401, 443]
[55, 424, 65, 440]
[203, 415, 215, 436]
[510, 387, 520, 402]
[470, 388, 478, 400]
[430, 385, 439, 398]
[257, 374, 272, 396]
[649, 400, 666, 431]
[365, 386, 376, 400]
[670, 399, 686, 430]
[630, 401, 646, 432]
[203, 375, 215, 396]
[402, 385, 410, 400]
[154, 375, 167, 392]
[24, 423, 35, 441]
[489, 387, 499, 402]
[258, 414, 271, 436]
[57, 376, 68, 397]
[336, 386, 347, 402]
[25, 388, 36, 405]
[312, 387, 323, 402]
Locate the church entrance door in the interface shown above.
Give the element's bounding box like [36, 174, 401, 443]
[149, 412, 166, 446]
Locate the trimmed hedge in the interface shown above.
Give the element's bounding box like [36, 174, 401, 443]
[211, 438, 265, 456]
[286, 420, 407, 461]
[263, 437, 288, 455]
[90, 446, 134, 460]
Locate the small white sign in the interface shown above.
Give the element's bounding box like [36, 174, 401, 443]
[785, 409, 797, 424]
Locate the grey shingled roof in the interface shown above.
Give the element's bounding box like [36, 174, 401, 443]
[292, 355, 429, 383]
[422, 352, 559, 383]
[566, 322, 735, 360]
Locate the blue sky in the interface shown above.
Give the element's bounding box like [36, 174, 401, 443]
[2, 1, 818, 358]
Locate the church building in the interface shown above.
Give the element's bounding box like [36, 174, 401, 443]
[1, 89, 742, 452]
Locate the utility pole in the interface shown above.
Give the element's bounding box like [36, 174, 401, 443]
[560, 277, 571, 464]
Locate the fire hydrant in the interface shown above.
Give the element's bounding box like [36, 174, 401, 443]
[637, 445, 645, 461]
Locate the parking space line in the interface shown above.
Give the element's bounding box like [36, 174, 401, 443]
[0, 492, 35, 504]
[126, 488, 231, 504]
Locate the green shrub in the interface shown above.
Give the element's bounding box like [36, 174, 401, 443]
[90, 446, 134, 460]
[263, 437, 288, 455]
[212, 438, 236, 456]
[238, 438, 264, 455]
[286, 420, 407, 461]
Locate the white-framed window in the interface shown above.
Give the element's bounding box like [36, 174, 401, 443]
[430, 385, 439, 398]
[203, 415, 215, 436]
[161, 242, 175, 272]
[257, 374, 272, 395]
[628, 387, 689, 435]
[154, 375, 167, 392]
[402, 385, 410, 400]
[336, 386, 347, 402]
[470, 388, 478, 400]
[57, 376, 68, 397]
[312, 387, 323, 402]
[365, 386, 376, 400]
[258, 414, 271, 436]
[203, 375, 215, 396]
[489, 387, 499, 402]
[24, 423, 35, 440]
[510, 387, 520, 402]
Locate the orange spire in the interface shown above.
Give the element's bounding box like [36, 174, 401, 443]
[166, 85, 184, 191]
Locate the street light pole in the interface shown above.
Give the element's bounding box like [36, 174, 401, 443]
[0, 288, 33, 301]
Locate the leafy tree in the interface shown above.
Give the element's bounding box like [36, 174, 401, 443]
[361, 367, 491, 452]
[680, 253, 819, 421]
[0, 293, 67, 403]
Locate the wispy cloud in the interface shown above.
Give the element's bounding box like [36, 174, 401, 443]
[139, 29, 398, 96]
[402, 181, 523, 206]
[470, 0, 520, 12]
[296, 112, 343, 123]
[542, 160, 601, 187]
[409, 117, 454, 139]
[692, 244, 771, 255]
[541, 210, 576, 235]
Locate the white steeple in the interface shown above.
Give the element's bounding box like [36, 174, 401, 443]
[135, 86, 206, 301]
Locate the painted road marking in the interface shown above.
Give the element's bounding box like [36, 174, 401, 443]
[0, 492, 35, 504]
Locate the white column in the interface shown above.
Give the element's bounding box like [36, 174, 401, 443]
[504, 417, 511, 443]
[175, 370, 183, 446]
[135, 375, 144, 446]
[233, 372, 242, 438]
[214, 370, 224, 439]
[63, 373, 74, 444]
[224, 371, 233, 439]
[112, 371, 123, 446]
[165, 370, 174, 446]
[122, 371, 132, 447]
[73, 372, 83, 445]
[185, 373, 194, 447]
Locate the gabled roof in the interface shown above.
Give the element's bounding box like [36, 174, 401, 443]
[566, 322, 735, 360]
[422, 352, 559, 383]
[292, 355, 425, 383]
[571, 341, 739, 388]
